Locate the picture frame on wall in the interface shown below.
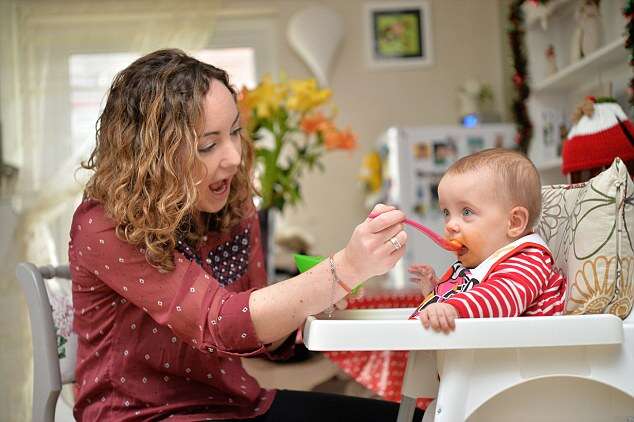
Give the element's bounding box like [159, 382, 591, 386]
[364, 0, 433, 69]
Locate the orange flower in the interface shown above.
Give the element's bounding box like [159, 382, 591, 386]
[324, 127, 357, 151]
[300, 112, 332, 134]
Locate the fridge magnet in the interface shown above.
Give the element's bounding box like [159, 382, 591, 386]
[413, 202, 427, 217]
[494, 133, 504, 148]
[413, 142, 431, 159]
[432, 140, 456, 166]
[416, 184, 425, 200]
[467, 137, 484, 154]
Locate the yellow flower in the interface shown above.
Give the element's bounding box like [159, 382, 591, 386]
[242, 76, 287, 118]
[238, 74, 356, 212]
[360, 151, 383, 193]
[286, 79, 331, 113]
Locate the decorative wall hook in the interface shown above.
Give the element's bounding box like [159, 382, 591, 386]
[287, 5, 344, 87]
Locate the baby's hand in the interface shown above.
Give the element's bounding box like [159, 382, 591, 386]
[408, 264, 438, 296]
[418, 303, 459, 333]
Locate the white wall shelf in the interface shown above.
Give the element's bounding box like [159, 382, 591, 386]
[522, 0, 628, 185]
[533, 37, 627, 94]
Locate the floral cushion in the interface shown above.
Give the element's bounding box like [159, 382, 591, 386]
[47, 278, 76, 383]
[537, 158, 633, 319]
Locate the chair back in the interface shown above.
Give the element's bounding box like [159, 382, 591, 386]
[16, 263, 73, 422]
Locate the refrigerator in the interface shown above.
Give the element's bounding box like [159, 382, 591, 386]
[375, 124, 517, 290]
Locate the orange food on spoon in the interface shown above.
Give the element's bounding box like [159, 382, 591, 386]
[447, 240, 464, 250]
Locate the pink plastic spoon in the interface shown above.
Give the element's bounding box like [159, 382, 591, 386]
[369, 211, 465, 253]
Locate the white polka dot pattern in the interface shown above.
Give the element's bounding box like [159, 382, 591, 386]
[206, 228, 251, 286]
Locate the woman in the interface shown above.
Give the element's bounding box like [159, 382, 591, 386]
[70, 49, 418, 421]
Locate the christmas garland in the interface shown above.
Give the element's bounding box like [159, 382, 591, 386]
[508, 0, 554, 154]
[509, 0, 633, 153]
[508, 0, 535, 154]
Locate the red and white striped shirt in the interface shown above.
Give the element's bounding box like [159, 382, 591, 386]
[444, 245, 567, 318]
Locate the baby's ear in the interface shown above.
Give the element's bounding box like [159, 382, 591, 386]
[507, 206, 529, 238]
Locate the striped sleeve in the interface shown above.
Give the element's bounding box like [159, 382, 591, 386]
[444, 247, 552, 318]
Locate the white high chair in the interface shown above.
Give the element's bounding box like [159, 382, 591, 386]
[303, 308, 634, 421]
[304, 160, 634, 421]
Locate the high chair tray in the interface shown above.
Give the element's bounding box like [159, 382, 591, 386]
[303, 308, 623, 351]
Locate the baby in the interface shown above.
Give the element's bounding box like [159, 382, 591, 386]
[409, 148, 566, 332]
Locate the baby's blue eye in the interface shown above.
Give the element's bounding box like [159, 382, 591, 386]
[462, 208, 473, 217]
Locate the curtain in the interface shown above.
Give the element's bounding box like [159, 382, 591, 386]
[0, 1, 219, 419]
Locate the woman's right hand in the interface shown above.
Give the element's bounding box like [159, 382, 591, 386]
[340, 204, 407, 283]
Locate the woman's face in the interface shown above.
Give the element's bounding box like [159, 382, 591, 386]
[194, 79, 243, 213]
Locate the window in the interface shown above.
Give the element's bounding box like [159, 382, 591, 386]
[194, 48, 257, 89]
[59, 15, 275, 263]
[69, 53, 140, 148]
[69, 47, 258, 148]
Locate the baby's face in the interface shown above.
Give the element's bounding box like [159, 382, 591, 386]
[437, 170, 513, 268]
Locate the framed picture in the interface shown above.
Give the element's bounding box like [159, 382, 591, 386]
[364, 0, 433, 69]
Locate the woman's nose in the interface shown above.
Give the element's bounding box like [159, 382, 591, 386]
[220, 139, 241, 169]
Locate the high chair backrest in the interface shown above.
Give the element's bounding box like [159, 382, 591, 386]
[16, 263, 74, 422]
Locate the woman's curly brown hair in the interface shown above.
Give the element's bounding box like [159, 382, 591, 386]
[83, 49, 256, 272]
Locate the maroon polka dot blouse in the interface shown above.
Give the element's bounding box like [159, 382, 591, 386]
[69, 199, 293, 421]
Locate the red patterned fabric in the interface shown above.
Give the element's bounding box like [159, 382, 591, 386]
[323, 293, 432, 410]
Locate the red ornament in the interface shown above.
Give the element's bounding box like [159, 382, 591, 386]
[513, 73, 524, 86]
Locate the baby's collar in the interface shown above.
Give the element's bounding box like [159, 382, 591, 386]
[468, 233, 549, 281]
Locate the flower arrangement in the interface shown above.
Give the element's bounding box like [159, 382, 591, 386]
[239, 76, 357, 212]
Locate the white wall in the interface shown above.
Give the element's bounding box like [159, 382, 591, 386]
[225, 0, 508, 258]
